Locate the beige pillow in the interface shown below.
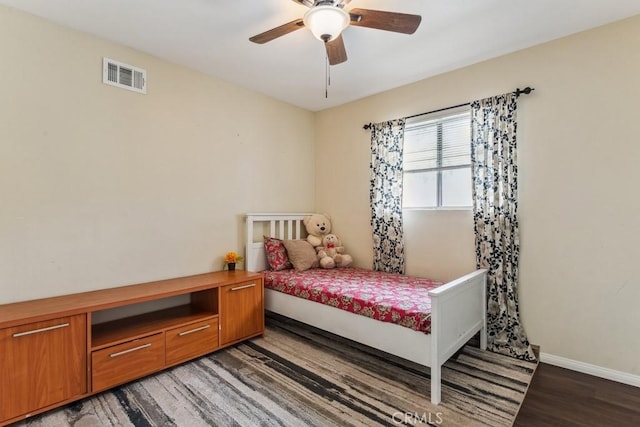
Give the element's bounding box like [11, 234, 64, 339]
[282, 239, 319, 271]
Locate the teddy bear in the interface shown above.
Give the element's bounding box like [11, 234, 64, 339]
[303, 213, 332, 248]
[316, 234, 353, 269]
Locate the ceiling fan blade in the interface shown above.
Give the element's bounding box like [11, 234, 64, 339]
[325, 34, 348, 65]
[349, 8, 422, 34]
[249, 19, 305, 44]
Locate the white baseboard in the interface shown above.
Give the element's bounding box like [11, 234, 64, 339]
[540, 352, 640, 388]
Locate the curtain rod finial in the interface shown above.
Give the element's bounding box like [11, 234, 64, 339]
[363, 123, 372, 130]
[515, 87, 535, 96]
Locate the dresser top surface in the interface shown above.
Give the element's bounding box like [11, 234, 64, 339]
[0, 270, 263, 328]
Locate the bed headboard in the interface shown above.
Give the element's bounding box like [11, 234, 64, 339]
[245, 213, 311, 272]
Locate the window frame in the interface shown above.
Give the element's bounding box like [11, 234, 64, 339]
[402, 106, 472, 211]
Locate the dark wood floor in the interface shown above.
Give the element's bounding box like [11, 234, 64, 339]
[514, 363, 640, 426]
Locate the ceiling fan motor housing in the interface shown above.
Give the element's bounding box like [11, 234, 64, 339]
[303, 4, 350, 42]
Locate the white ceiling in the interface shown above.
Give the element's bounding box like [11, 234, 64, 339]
[2, 0, 640, 111]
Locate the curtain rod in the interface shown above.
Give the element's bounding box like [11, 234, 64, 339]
[362, 86, 535, 130]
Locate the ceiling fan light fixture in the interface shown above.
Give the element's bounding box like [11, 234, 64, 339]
[303, 5, 349, 42]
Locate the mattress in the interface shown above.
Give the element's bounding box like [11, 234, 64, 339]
[264, 267, 443, 333]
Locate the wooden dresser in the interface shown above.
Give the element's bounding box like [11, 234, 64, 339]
[0, 270, 264, 426]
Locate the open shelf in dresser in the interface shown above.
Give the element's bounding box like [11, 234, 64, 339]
[91, 288, 219, 350]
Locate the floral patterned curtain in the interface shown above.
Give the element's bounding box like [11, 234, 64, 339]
[471, 93, 536, 361]
[369, 119, 406, 274]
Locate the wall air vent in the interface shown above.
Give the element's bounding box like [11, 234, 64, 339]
[102, 57, 147, 94]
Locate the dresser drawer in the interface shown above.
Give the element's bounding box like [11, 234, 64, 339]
[165, 317, 219, 365]
[92, 333, 164, 392]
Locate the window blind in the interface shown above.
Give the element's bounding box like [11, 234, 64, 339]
[404, 110, 471, 172]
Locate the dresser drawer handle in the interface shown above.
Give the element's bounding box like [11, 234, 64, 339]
[178, 324, 211, 336]
[109, 343, 152, 358]
[230, 283, 256, 291]
[12, 322, 70, 338]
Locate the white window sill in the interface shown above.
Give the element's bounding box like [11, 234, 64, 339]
[403, 206, 473, 212]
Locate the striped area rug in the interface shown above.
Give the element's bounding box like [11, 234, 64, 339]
[20, 314, 537, 426]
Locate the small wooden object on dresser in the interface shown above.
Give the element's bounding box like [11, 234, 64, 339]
[0, 270, 264, 426]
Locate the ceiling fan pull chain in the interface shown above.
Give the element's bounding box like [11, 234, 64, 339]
[325, 54, 329, 98]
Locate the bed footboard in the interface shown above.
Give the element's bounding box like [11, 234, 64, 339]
[428, 269, 487, 404]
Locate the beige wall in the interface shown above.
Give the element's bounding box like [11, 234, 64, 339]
[0, 6, 315, 304]
[316, 15, 640, 375]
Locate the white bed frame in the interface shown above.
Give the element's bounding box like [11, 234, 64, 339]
[245, 213, 487, 404]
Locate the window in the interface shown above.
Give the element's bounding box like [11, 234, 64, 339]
[402, 106, 472, 209]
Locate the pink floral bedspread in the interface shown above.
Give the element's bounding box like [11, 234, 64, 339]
[264, 268, 443, 334]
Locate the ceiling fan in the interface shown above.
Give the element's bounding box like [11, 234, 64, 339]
[249, 0, 422, 66]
